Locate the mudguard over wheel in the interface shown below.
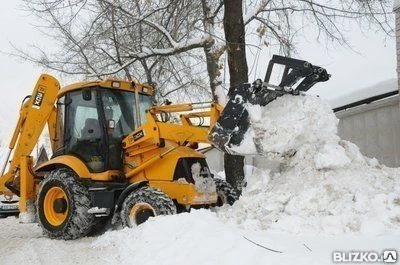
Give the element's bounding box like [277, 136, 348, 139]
[120, 186, 176, 227]
[36, 168, 95, 240]
[214, 178, 239, 206]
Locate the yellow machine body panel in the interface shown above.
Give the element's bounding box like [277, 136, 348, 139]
[126, 140, 203, 182]
[122, 105, 220, 205]
[35, 155, 91, 177]
[35, 155, 120, 181]
[124, 138, 217, 205]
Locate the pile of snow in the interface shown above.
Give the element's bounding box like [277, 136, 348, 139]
[219, 94, 400, 235]
[92, 210, 277, 265]
[231, 94, 337, 156]
[3, 211, 398, 265]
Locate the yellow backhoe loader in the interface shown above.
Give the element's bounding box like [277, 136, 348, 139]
[0, 55, 329, 239]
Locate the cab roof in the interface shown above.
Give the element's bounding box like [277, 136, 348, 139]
[57, 79, 154, 98]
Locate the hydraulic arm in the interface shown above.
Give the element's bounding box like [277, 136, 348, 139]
[0, 74, 59, 211]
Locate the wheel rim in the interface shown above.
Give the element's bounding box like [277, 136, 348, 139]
[44, 187, 69, 226]
[129, 202, 155, 226]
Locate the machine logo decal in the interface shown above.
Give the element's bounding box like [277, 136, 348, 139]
[33, 87, 45, 109]
[133, 130, 145, 141]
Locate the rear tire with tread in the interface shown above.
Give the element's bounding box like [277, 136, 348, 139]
[121, 186, 176, 227]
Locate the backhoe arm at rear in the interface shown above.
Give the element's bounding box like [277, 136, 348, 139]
[0, 74, 60, 201]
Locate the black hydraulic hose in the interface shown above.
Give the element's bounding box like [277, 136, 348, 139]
[21, 95, 31, 106]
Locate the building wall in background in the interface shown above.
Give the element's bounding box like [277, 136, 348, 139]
[336, 96, 400, 167]
[396, 2, 400, 88]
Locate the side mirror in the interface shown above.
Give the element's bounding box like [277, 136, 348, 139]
[82, 88, 92, 101]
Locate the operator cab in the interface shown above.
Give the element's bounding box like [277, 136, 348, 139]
[53, 81, 153, 173]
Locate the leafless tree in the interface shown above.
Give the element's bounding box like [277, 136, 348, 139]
[16, 0, 394, 190]
[250, 0, 393, 55]
[15, 0, 212, 102]
[16, 0, 393, 101]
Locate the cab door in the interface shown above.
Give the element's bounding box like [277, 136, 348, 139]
[63, 89, 106, 173]
[100, 89, 136, 170]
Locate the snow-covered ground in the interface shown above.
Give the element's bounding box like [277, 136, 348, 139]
[1, 94, 399, 265]
[0, 211, 398, 265]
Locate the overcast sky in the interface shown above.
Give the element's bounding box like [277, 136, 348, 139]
[0, 1, 397, 129]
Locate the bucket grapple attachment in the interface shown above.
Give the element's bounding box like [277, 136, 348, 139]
[209, 55, 330, 154]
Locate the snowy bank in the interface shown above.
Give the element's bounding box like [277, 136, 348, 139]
[219, 94, 400, 235]
[1, 212, 398, 265]
[92, 210, 274, 265]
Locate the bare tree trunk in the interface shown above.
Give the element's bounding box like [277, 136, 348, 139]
[203, 41, 221, 102]
[201, 0, 226, 105]
[223, 0, 248, 194]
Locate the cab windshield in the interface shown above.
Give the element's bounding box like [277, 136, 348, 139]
[101, 90, 153, 137]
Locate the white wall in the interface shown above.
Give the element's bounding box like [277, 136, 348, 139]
[336, 96, 400, 167]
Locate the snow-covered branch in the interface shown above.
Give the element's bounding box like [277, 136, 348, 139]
[93, 36, 212, 77]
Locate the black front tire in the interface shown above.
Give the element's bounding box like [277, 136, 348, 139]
[120, 186, 176, 228]
[214, 178, 239, 206]
[36, 168, 96, 240]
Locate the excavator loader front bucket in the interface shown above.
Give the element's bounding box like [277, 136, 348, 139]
[209, 55, 330, 154]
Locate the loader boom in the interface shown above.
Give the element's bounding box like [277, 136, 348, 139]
[0, 74, 59, 212]
[121, 101, 224, 180]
